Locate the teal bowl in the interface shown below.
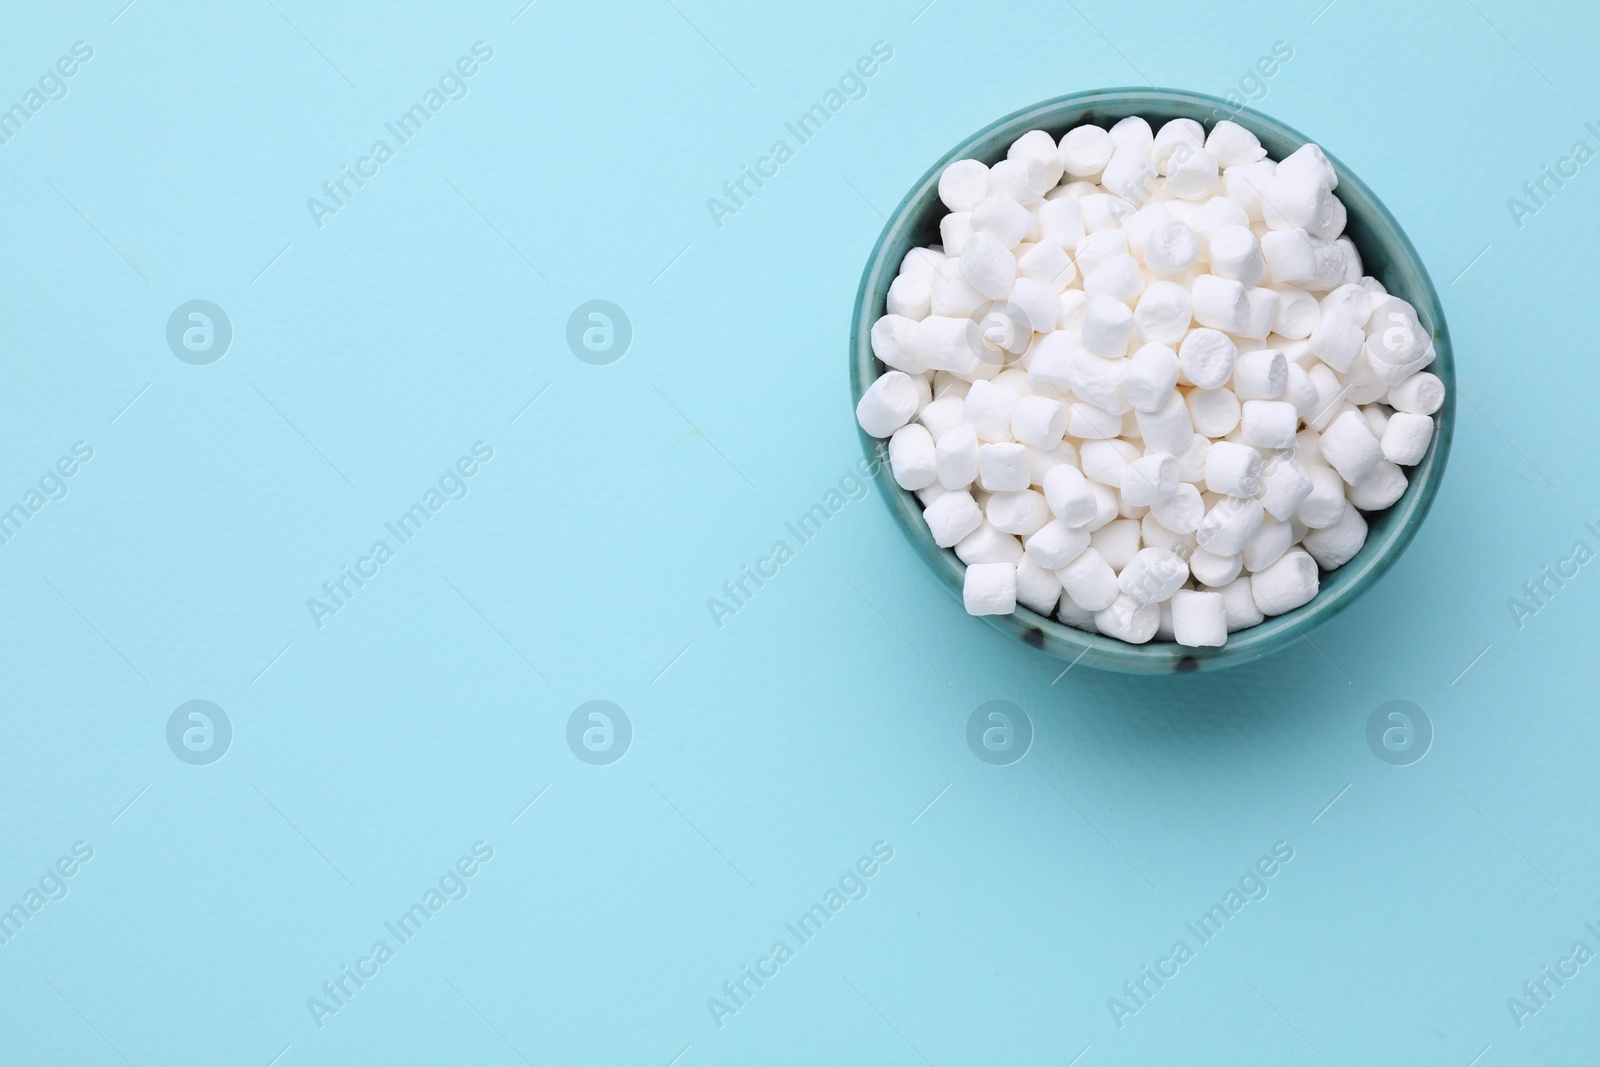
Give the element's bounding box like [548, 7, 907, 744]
[849, 88, 1455, 674]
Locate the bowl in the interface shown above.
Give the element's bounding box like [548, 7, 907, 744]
[849, 87, 1455, 674]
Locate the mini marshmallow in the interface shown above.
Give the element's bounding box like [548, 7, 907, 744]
[1205, 122, 1267, 167]
[1027, 440, 1078, 485]
[1150, 482, 1204, 533]
[1081, 193, 1136, 233]
[1171, 589, 1227, 647]
[960, 233, 1018, 300]
[1083, 255, 1145, 305]
[1321, 283, 1373, 327]
[1026, 331, 1074, 394]
[900, 247, 945, 281]
[978, 441, 1031, 491]
[1361, 403, 1390, 440]
[1240, 287, 1280, 340]
[1043, 464, 1098, 527]
[1036, 198, 1086, 249]
[1016, 240, 1076, 290]
[1010, 129, 1066, 188]
[955, 523, 1023, 565]
[917, 395, 966, 440]
[964, 380, 1017, 442]
[1140, 511, 1196, 555]
[1219, 575, 1265, 630]
[1277, 143, 1338, 189]
[1189, 547, 1243, 587]
[1025, 519, 1091, 569]
[1010, 394, 1067, 449]
[989, 155, 1050, 203]
[1121, 451, 1179, 505]
[1136, 392, 1195, 454]
[1083, 297, 1135, 357]
[1302, 504, 1368, 569]
[936, 424, 980, 490]
[1308, 310, 1365, 373]
[887, 274, 932, 320]
[1382, 411, 1433, 466]
[1057, 547, 1118, 611]
[1007, 277, 1059, 336]
[1205, 440, 1264, 497]
[1075, 230, 1130, 275]
[1109, 116, 1154, 152]
[889, 424, 938, 490]
[1095, 594, 1160, 643]
[1144, 218, 1200, 276]
[1133, 282, 1193, 346]
[1179, 328, 1238, 389]
[987, 489, 1052, 535]
[1261, 229, 1339, 289]
[939, 159, 990, 212]
[1190, 275, 1250, 333]
[1091, 518, 1142, 570]
[972, 195, 1036, 248]
[1014, 554, 1062, 615]
[1319, 410, 1384, 485]
[1188, 195, 1251, 247]
[923, 489, 983, 546]
[931, 371, 969, 400]
[1207, 225, 1265, 286]
[1387, 372, 1445, 415]
[1176, 433, 1211, 482]
[1233, 349, 1287, 399]
[1118, 547, 1188, 604]
[1240, 400, 1299, 450]
[1056, 595, 1098, 632]
[1061, 124, 1114, 179]
[1241, 514, 1293, 572]
[939, 211, 975, 257]
[1296, 466, 1347, 529]
[1068, 402, 1124, 439]
[915, 316, 983, 375]
[1273, 287, 1320, 338]
[1057, 289, 1088, 332]
[856, 370, 928, 437]
[963, 562, 1017, 615]
[1260, 176, 1337, 233]
[1187, 387, 1241, 438]
[1152, 118, 1205, 169]
[1348, 460, 1407, 511]
[1080, 438, 1141, 487]
[1250, 547, 1319, 616]
[1283, 363, 1319, 418]
[1166, 147, 1220, 200]
[1258, 455, 1314, 520]
[1124, 343, 1182, 411]
[930, 264, 988, 319]
[1100, 145, 1160, 205]
[1224, 159, 1277, 221]
[1122, 202, 1172, 256]
[1196, 495, 1264, 557]
[1066, 349, 1130, 413]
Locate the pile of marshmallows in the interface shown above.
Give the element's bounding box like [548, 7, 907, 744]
[856, 116, 1444, 648]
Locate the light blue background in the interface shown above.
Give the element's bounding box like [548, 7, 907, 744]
[1, 0, 1595, 1063]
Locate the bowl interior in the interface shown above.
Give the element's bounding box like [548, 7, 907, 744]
[850, 88, 1455, 674]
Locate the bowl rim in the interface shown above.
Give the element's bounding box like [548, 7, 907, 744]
[849, 87, 1456, 674]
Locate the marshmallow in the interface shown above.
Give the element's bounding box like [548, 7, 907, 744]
[1076, 230, 1129, 275]
[1260, 176, 1337, 233]
[1118, 547, 1188, 603]
[1205, 122, 1267, 167]
[1010, 394, 1067, 449]
[1010, 129, 1066, 188]
[1277, 143, 1337, 189]
[1014, 554, 1062, 615]
[1081, 193, 1136, 232]
[1101, 145, 1160, 205]
[964, 380, 1017, 443]
[1150, 482, 1204, 533]
[1026, 331, 1074, 394]
[989, 155, 1050, 203]
[1240, 287, 1280, 340]
[1319, 410, 1384, 485]
[1025, 519, 1091, 569]
[931, 371, 969, 400]
[1190, 275, 1250, 333]
[1205, 440, 1264, 497]
[960, 233, 1018, 300]
[1144, 218, 1200, 276]
[1036, 198, 1086, 250]
[1121, 451, 1179, 505]
[870, 314, 925, 374]
[916, 395, 965, 440]
[1219, 575, 1265, 630]
[856, 370, 928, 437]
[923, 489, 983, 546]
[1057, 289, 1088, 332]
[956, 522, 1023, 565]
[1166, 147, 1219, 200]
[978, 441, 1031, 491]
[1259, 455, 1315, 520]
[1057, 547, 1118, 611]
[1321, 283, 1373, 327]
[1296, 466, 1347, 528]
[935, 424, 980, 489]
[1016, 240, 1076, 290]
[1241, 514, 1293, 572]
[1308, 310, 1365, 373]
[1027, 440, 1078, 485]
[1207, 225, 1265, 286]
[1007, 277, 1059, 337]
[1136, 392, 1195, 454]
[1080, 438, 1141, 487]
[1240, 400, 1299, 450]
[1140, 510, 1196, 555]
[1171, 589, 1227, 647]
[1382, 411, 1433, 466]
[1223, 159, 1277, 221]
[1196, 495, 1264, 556]
[1152, 118, 1205, 169]
[1187, 387, 1241, 438]
[1091, 517, 1142, 570]
[1094, 594, 1160, 643]
[1124, 343, 1182, 412]
[1250, 548, 1319, 615]
[1056, 595, 1097, 632]
[1109, 115, 1154, 152]
[1261, 229, 1341, 289]
[1066, 348, 1130, 412]
[963, 561, 1017, 615]
[1188, 195, 1250, 247]
[1233, 349, 1287, 399]
[1273, 287, 1320, 338]
[1179, 329, 1238, 390]
[939, 159, 989, 212]
[939, 211, 974, 257]
[915, 316, 983, 375]
[1348, 460, 1407, 511]
[987, 489, 1052, 535]
[1176, 433, 1211, 482]
[1189, 547, 1243, 587]
[972, 195, 1036, 249]
[1083, 297, 1135, 357]
[1060, 124, 1114, 179]
[887, 273, 932, 320]
[889, 424, 938, 490]
[1122, 202, 1172, 257]
[1068, 402, 1124, 439]
[1043, 464, 1098, 526]
[1085, 481, 1120, 531]
[1387, 372, 1445, 415]
[1283, 363, 1319, 418]
[1083, 255, 1146, 305]
[1302, 504, 1368, 569]
[1133, 282, 1193, 346]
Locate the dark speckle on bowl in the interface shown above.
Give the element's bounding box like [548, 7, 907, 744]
[1022, 628, 1045, 649]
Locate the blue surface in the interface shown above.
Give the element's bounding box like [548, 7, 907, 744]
[1, 1, 1594, 1064]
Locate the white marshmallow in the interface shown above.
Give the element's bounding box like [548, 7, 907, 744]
[1240, 400, 1299, 450]
[916, 395, 965, 440]
[1223, 159, 1276, 221]
[1241, 514, 1293, 572]
[1152, 118, 1205, 169]
[915, 316, 982, 375]
[1166, 147, 1220, 200]
[1260, 176, 1337, 233]
[1207, 225, 1265, 286]
[1205, 440, 1264, 497]
[1190, 275, 1250, 333]
[1250, 547, 1319, 615]
[1122, 202, 1172, 257]
[1091, 517, 1142, 570]
[978, 442, 1031, 491]
[939, 159, 989, 212]
[1056, 595, 1098, 632]
[1057, 546, 1118, 611]
[1276, 143, 1337, 189]
[856, 370, 928, 437]
[1382, 411, 1433, 466]
[1061, 124, 1114, 179]
[1387, 372, 1445, 415]
[1150, 481, 1204, 533]
[956, 522, 1023, 565]
[1348, 460, 1407, 511]
[1171, 589, 1227, 647]
[972, 195, 1036, 248]
[1083, 255, 1145, 305]
[871, 314, 926, 374]
[960, 233, 1018, 300]
[987, 488, 1052, 535]
[1027, 440, 1078, 486]
[1010, 129, 1066, 188]
[1133, 282, 1192, 346]
[1014, 554, 1062, 615]
[1016, 240, 1076, 290]
[1057, 289, 1088, 332]
[1187, 387, 1241, 437]
[1233, 349, 1287, 399]
[1259, 455, 1314, 520]
[889, 424, 938, 490]
[1100, 145, 1160, 205]
[1121, 451, 1179, 505]
[1080, 438, 1141, 487]
[1196, 495, 1264, 556]
[963, 561, 1017, 615]
[1302, 504, 1368, 569]
[1188, 195, 1250, 248]
[1036, 198, 1086, 250]
[1007, 277, 1059, 336]
[1118, 547, 1188, 603]
[1176, 433, 1211, 483]
[1025, 519, 1091, 569]
[1068, 402, 1124, 439]
[1319, 410, 1384, 485]
[1008, 394, 1067, 449]
[1321, 283, 1373, 327]
[1273, 287, 1320, 338]
[963, 380, 1016, 442]
[1296, 466, 1347, 528]
[1205, 122, 1267, 167]
[1075, 230, 1129, 275]
[1283, 362, 1319, 418]
[886, 274, 932, 320]
[1043, 464, 1098, 527]
[1141, 511, 1196, 555]
[1081, 193, 1136, 233]
[1179, 328, 1238, 389]
[1240, 287, 1280, 340]
[1144, 218, 1200, 276]
[1219, 575, 1265, 630]
[1136, 392, 1195, 454]
[935, 424, 980, 490]
[1261, 229, 1341, 289]
[923, 489, 982, 546]
[1189, 547, 1243, 587]
[988, 155, 1050, 204]
[931, 371, 969, 400]
[1308, 311, 1365, 373]
[1083, 297, 1135, 357]
[1066, 349, 1130, 413]
[1124, 343, 1181, 411]
[1094, 594, 1160, 643]
[1109, 115, 1154, 152]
